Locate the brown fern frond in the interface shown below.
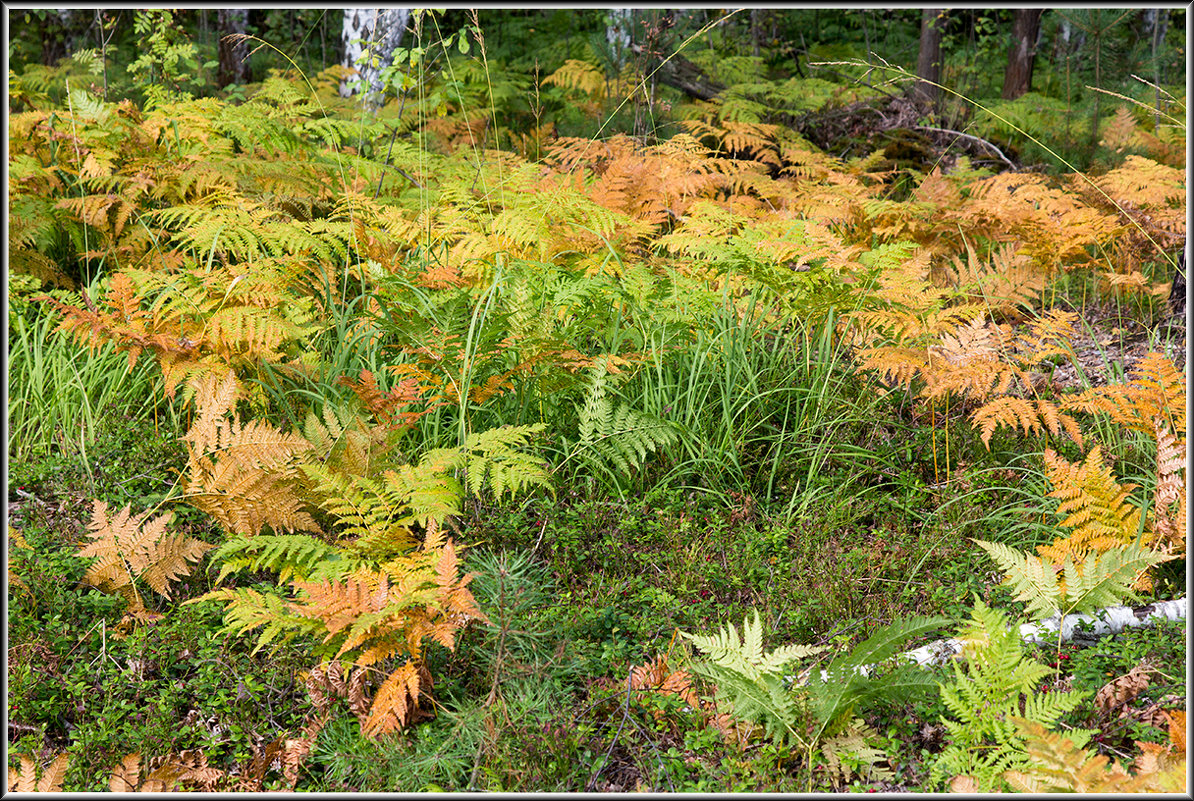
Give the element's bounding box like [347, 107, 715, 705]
[1061, 352, 1186, 438]
[77, 501, 212, 605]
[339, 369, 435, 431]
[1149, 417, 1186, 555]
[1005, 717, 1186, 792]
[360, 660, 422, 737]
[8, 753, 69, 793]
[183, 371, 318, 536]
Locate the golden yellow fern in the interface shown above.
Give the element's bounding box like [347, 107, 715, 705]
[1060, 352, 1186, 441]
[7, 753, 69, 793]
[1037, 447, 1145, 586]
[76, 500, 212, 622]
[943, 241, 1046, 315]
[183, 370, 318, 537]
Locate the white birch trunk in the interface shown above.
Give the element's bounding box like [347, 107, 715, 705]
[340, 7, 411, 107]
[901, 596, 1188, 669]
[796, 597, 1187, 683]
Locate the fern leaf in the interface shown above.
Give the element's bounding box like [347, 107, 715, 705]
[361, 660, 422, 737]
[209, 534, 341, 585]
[187, 587, 316, 655]
[974, 539, 1064, 619]
[460, 423, 552, 500]
[8, 753, 69, 793]
[1060, 544, 1174, 616]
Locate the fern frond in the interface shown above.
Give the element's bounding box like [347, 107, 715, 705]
[459, 423, 552, 500]
[682, 610, 823, 746]
[209, 534, 342, 585]
[808, 615, 950, 732]
[932, 598, 1091, 791]
[1061, 352, 1186, 438]
[1060, 544, 1174, 614]
[188, 586, 318, 655]
[820, 718, 894, 787]
[360, 660, 422, 738]
[77, 501, 212, 605]
[975, 538, 1169, 621]
[1149, 417, 1186, 553]
[1004, 717, 1183, 792]
[8, 753, 69, 793]
[1037, 447, 1143, 570]
[574, 363, 679, 476]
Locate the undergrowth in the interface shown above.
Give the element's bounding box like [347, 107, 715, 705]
[7, 9, 1186, 793]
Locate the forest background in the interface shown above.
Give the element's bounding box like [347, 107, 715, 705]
[6, 6, 1190, 793]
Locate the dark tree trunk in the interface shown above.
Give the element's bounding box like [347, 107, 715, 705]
[1000, 9, 1044, 100]
[1169, 250, 1186, 318]
[630, 44, 725, 101]
[217, 9, 250, 87]
[912, 8, 946, 110]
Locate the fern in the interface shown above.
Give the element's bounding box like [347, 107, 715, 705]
[819, 718, 895, 789]
[7, 753, 69, 793]
[1004, 717, 1187, 793]
[571, 362, 679, 477]
[1149, 417, 1186, 555]
[974, 538, 1172, 622]
[76, 500, 212, 623]
[930, 598, 1092, 792]
[183, 371, 318, 537]
[1060, 351, 1186, 440]
[683, 610, 949, 791]
[682, 610, 825, 747]
[208, 534, 342, 585]
[1037, 446, 1144, 564]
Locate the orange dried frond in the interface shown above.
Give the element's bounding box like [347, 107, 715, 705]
[76, 500, 212, 606]
[339, 369, 434, 431]
[1061, 352, 1186, 438]
[8, 753, 70, 793]
[1037, 447, 1143, 568]
[944, 242, 1047, 314]
[1149, 417, 1186, 555]
[361, 660, 423, 737]
[971, 396, 1083, 449]
[1093, 155, 1186, 210]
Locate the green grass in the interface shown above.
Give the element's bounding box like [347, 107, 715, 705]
[8, 284, 180, 473]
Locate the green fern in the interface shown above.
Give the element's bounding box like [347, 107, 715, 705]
[974, 538, 1172, 621]
[806, 615, 952, 737]
[457, 423, 553, 501]
[930, 598, 1092, 792]
[193, 586, 321, 655]
[684, 610, 950, 792]
[682, 610, 825, 747]
[209, 533, 344, 585]
[573, 363, 679, 477]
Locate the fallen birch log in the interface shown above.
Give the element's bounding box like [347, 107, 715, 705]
[900, 596, 1188, 669]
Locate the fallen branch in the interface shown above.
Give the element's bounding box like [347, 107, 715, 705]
[913, 124, 1016, 169]
[792, 596, 1187, 684]
[901, 596, 1188, 669]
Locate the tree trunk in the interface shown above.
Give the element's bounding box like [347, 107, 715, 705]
[1169, 250, 1186, 318]
[912, 9, 946, 110]
[629, 44, 725, 101]
[340, 8, 410, 107]
[606, 8, 633, 71]
[1000, 9, 1043, 99]
[217, 9, 250, 87]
